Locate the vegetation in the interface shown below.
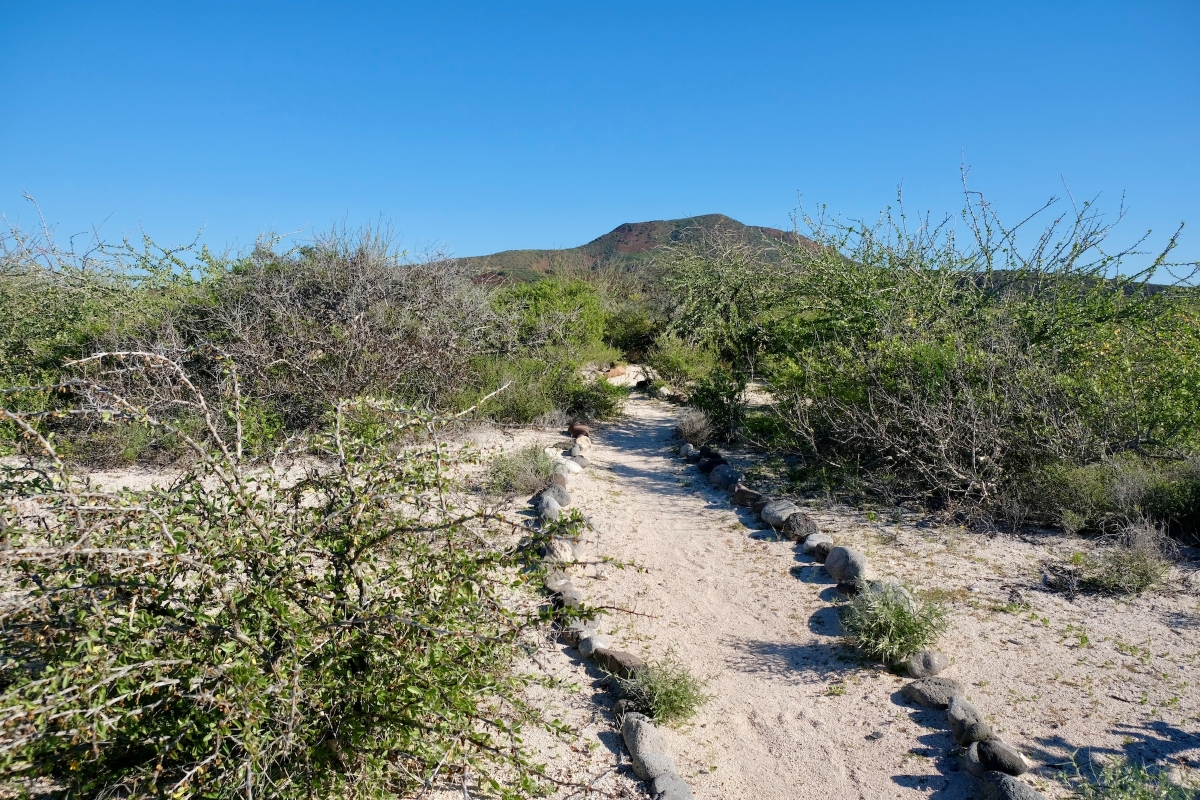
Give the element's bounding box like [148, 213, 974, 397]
[1070, 757, 1198, 799]
[674, 409, 712, 448]
[609, 648, 711, 726]
[487, 443, 557, 497]
[1047, 520, 1175, 596]
[840, 582, 948, 666]
[0, 353, 553, 799]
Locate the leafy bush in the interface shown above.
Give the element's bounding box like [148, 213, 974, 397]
[646, 332, 718, 390]
[609, 648, 710, 726]
[688, 367, 745, 442]
[840, 582, 948, 666]
[1050, 520, 1176, 596]
[488, 443, 557, 497]
[0, 353, 550, 799]
[492, 278, 606, 350]
[675, 409, 712, 448]
[1071, 757, 1198, 799]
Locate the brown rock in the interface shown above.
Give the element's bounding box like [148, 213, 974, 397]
[607, 365, 627, 377]
[592, 647, 646, 678]
[568, 422, 591, 438]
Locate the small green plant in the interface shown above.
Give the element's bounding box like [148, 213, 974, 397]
[487, 443, 556, 496]
[840, 582, 949, 667]
[610, 647, 711, 726]
[1070, 757, 1198, 799]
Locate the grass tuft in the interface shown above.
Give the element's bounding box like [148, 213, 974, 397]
[487, 444, 556, 496]
[841, 582, 948, 667]
[610, 647, 711, 726]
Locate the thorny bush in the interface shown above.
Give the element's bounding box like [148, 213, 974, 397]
[0, 352, 556, 799]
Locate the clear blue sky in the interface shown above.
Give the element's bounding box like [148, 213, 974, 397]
[3, 2, 1198, 262]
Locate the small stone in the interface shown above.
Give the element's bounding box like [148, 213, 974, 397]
[977, 772, 1047, 800]
[543, 570, 572, 592]
[569, 443, 582, 457]
[651, 773, 694, 800]
[824, 546, 869, 583]
[696, 456, 727, 475]
[750, 495, 774, 514]
[901, 677, 965, 709]
[550, 471, 568, 488]
[760, 499, 799, 527]
[541, 484, 571, 507]
[685, 450, 702, 464]
[709, 464, 742, 489]
[907, 649, 951, 679]
[607, 365, 626, 378]
[698, 445, 719, 458]
[571, 455, 590, 468]
[555, 584, 584, 609]
[578, 635, 610, 658]
[568, 422, 590, 438]
[571, 540, 590, 561]
[593, 647, 645, 678]
[802, 532, 834, 560]
[679, 443, 695, 458]
[621, 712, 678, 780]
[731, 484, 764, 507]
[542, 537, 574, 563]
[576, 434, 592, 450]
[560, 459, 583, 474]
[974, 739, 1030, 776]
[947, 696, 991, 745]
[561, 617, 599, 646]
[780, 510, 819, 541]
[537, 495, 562, 522]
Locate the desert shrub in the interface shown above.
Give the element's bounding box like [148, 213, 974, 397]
[609, 647, 710, 726]
[840, 582, 948, 666]
[0, 353, 551, 799]
[603, 303, 659, 361]
[488, 444, 556, 497]
[1076, 520, 1174, 595]
[688, 366, 745, 442]
[646, 332, 718, 390]
[1071, 757, 1198, 799]
[492, 278, 606, 350]
[675, 409, 712, 447]
[558, 375, 624, 421]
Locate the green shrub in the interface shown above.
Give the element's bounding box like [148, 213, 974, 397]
[492, 278, 606, 349]
[1071, 757, 1198, 799]
[609, 647, 711, 726]
[1070, 521, 1174, 596]
[488, 443, 556, 497]
[646, 332, 718, 389]
[0, 353, 551, 799]
[689, 366, 745, 442]
[840, 582, 948, 666]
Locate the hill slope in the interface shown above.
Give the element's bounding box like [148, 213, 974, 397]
[461, 214, 807, 282]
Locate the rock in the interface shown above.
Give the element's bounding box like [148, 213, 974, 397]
[731, 484, 764, 507]
[685, 450, 702, 464]
[973, 739, 1030, 776]
[709, 464, 742, 489]
[571, 455, 590, 468]
[802, 532, 834, 561]
[780, 510, 819, 541]
[750, 495, 774, 514]
[907, 649, 951, 679]
[760, 499, 799, 527]
[561, 617, 599, 646]
[541, 484, 571, 507]
[542, 537, 574, 563]
[538, 495, 562, 523]
[543, 570, 572, 592]
[651, 773, 694, 800]
[977, 772, 1047, 800]
[948, 696, 992, 745]
[592, 647, 645, 678]
[607, 365, 627, 378]
[902, 676, 965, 709]
[695, 456, 727, 475]
[576, 434, 592, 450]
[555, 584, 584, 609]
[824, 546, 869, 583]
[568, 422, 590, 438]
[569, 443, 582, 457]
[698, 445, 718, 458]
[866, 580, 916, 609]
[621, 712, 678, 780]
[578, 635, 610, 658]
[679, 442, 695, 458]
[550, 471, 568, 488]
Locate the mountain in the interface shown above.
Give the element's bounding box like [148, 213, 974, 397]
[460, 214, 809, 283]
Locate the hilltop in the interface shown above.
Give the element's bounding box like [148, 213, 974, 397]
[461, 213, 809, 282]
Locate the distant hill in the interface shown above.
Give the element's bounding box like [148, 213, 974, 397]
[460, 214, 810, 283]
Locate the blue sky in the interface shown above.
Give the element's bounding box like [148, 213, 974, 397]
[3, 2, 1198, 262]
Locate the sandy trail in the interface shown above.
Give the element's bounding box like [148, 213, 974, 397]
[531, 392, 1200, 799]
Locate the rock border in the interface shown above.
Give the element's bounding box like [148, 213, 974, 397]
[675, 439, 1047, 800]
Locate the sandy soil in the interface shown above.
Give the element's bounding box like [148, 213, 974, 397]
[489, 392, 1200, 799]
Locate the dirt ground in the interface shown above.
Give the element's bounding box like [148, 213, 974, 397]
[473, 391, 1200, 800]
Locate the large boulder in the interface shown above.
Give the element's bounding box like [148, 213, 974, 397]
[781, 511, 819, 541]
[578, 635, 611, 658]
[550, 471, 569, 488]
[947, 696, 992, 745]
[906, 649, 951, 679]
[685, 450, 702, 464]
[902, 677, 965, 709]
[731, 484, 764, 507]
[679, 443, 696, 459]
[571, 455, 590, 468]
[651, 773, 694, 800]
[576, 434, 592, 450]
[760, 500, 799, 527]
[750, 495, 773, 514]
[971, 739, 1030, 776]
[709, 464, 742, 489]
[621, 712, 678, 780]
[561, 617, 599, 646]
[824, 546, 868, 584]
[559, 458, 583, 474]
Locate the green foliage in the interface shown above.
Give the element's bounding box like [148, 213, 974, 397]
[840, 582, 948, 666]
[646, 332, 718, 390]
[0, 354, 551, 799]
[603, 303, 659, 361]
[688, 367, 745, 442]
[488, 444, 556, 497]
[610, 648, 711, 727]
[1071, 758, 1198, 799]
[492, 278, 606, 349]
